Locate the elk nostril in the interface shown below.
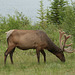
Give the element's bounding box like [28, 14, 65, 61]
[61, 58, 65, 62]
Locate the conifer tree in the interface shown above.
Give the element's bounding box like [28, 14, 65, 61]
[37, 0, 45, 28]
[48, 0, 67, 25]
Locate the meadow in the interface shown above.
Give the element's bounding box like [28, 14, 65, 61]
[0, 24, 75, 75]
[0, 43, 75, 75]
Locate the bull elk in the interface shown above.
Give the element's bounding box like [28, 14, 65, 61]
[4, 29, 74, 64]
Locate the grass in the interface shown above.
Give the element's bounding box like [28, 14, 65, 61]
[0, 43, 75, 75]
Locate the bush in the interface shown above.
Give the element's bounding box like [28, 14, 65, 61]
[0, 11, 31, 43]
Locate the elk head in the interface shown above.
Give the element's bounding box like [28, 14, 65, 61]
[54, 30, 75, 62]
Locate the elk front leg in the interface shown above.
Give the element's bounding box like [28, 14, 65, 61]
[40, 50, 46, 63]
[36, 48, 40, 63]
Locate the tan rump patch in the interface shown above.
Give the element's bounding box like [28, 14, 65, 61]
[5, 30, 14, 39]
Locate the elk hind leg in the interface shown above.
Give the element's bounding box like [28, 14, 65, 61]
[10, 48, 15, 64]
[4, 50, 8, 65]
[4, 45, 15, 64]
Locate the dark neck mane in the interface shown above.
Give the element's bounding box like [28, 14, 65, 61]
[48, 38, 62, 53]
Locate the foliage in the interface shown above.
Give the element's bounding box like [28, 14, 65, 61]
[0, 11, 31, 43]
[37, 0, 46, 29]
[45, 0, 75, 48]
[47, 0, 68, 25]
[60, 2, 75, 47]
[46, 7, 51, 25]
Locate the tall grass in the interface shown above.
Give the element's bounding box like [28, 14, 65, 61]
[0, 46, 75, 75]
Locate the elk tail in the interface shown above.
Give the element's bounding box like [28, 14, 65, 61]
[5, 30, 15, 39]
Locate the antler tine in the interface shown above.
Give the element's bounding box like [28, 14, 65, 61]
[65, 43, 72, 47]
[63, 34, 74, 53]
[59, 30, 65, 50]
[64, 47, 75, 53]
[63, 34, 71, 48]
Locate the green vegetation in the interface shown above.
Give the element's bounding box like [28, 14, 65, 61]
[0, 0, 75, 75]
[0, 48, 75, 75]
[48, 0, 67, 25]
[37, 0, 45, 26]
